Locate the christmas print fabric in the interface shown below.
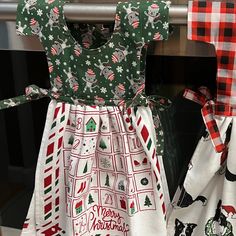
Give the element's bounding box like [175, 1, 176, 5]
[22, 101, 167, 236]
[0, 0, 170, 109]
[5, 0, 172, 235]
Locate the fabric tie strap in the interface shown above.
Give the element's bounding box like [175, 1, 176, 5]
[0, 83, 172, 111]
[183, 87, 225, 153]
[183, 87, 225, 152]
[0, 84, 56, 110]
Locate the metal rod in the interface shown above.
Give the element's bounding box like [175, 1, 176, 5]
[0, 2, 187, 24]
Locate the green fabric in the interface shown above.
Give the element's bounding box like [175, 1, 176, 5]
[149, 95, 172, 156]
[0, 0, 169, 110]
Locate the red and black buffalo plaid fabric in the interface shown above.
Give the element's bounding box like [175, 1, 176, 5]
[188, 1, 236, 114]
[184, 87, 225, 152]
[186, 1, 236, 152]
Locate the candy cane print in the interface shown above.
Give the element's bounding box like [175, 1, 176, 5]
[73, 139, 80, 149]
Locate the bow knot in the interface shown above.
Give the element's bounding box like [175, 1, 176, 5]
[25, 84, 49, 100]
[184, 87, 225, 153]
[184, 86, 213, 106]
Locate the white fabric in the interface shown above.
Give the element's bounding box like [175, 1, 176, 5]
[21, 101, 169, 236]
[167, 116, 236, 236]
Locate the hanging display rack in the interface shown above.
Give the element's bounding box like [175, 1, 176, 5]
[0, 2, 187, 24]
[0, 2, 214, 56]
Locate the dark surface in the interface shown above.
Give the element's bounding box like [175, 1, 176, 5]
[146, 55, 217, 198]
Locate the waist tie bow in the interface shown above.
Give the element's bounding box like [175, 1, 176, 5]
[0, 84, 57, 110]
[183, 87, 225, 153]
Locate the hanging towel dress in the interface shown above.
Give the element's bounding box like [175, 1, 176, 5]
[0, 0, 171, 235]
[167, 1, 236, 236]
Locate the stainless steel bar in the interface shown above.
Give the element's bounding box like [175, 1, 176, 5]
[0, 2, 17, 21]
[0, 2, 187, 24]
[169, 5, 188, 24]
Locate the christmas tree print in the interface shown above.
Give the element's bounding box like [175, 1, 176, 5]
[105, 174, 110, 187]
[83, 161, 88, 173]
[144, 195, 152, 207]
[99, 138, 107, 150]
[68, 135, 74, 145]
[88, 194, 94, 204]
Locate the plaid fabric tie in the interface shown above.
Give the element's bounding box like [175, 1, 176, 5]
[188, 1, 236, 116]
[183, 87, 225, 153]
